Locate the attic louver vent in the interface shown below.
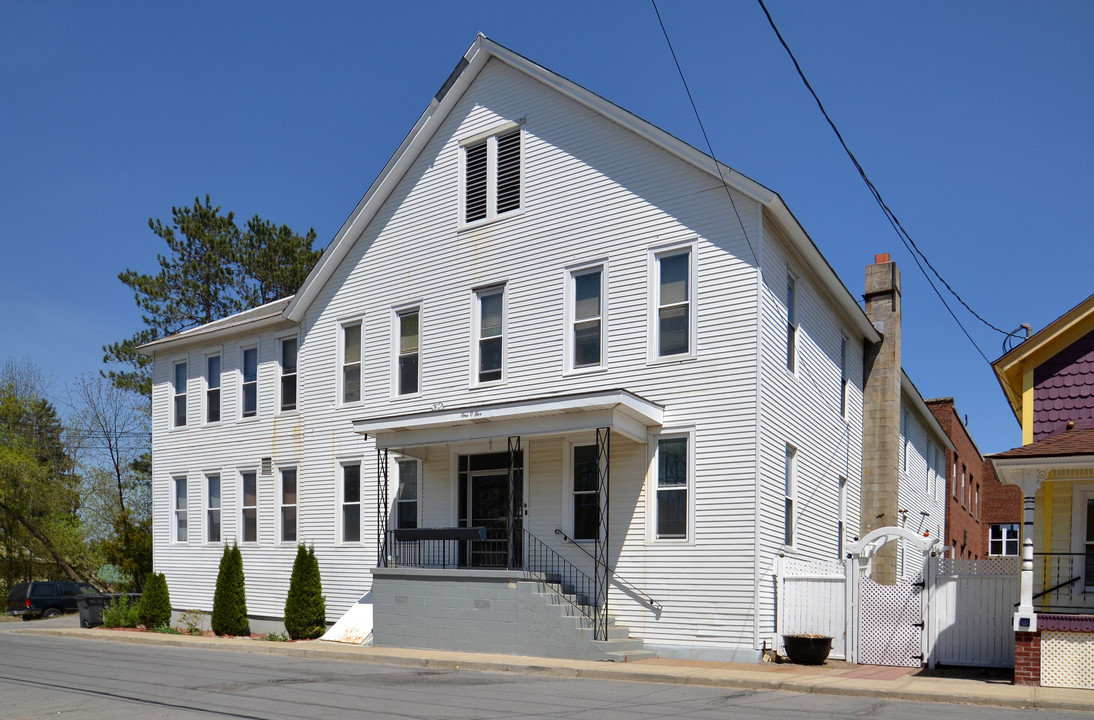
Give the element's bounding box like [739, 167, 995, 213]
[465, 141, 488, 222]
[495, 129, 521, 213]
[261, 457, 273, 476]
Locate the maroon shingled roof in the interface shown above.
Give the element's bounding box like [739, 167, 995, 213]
[990, 427, 1094, 459]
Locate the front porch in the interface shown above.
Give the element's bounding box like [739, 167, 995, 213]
[992, 435, 1094, 689]
[356, 389, 665, 660]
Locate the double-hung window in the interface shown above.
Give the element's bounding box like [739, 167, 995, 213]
[838, 475, 847, 559]
[784, 445, 797, 546]
[572, 445, 599, 540]
[173, 476, 188, 542]
[655, 436, 689, 539]
[570, 267, 604, 370]
[206, 355, 221, 423]
[279, 337, 298, 412]
[342, 322, 362, 404]
[462, 126, 521, 225]
[397, 308, 420, 395]
[396, 459, 418, 529]
[786, 273, 797, 372]
[173, 361, 187, 427]
[240, 471, 257, 543]
[241, 347, 258, 418]
[655, 251, 691, 358]
[280, 468, 297, 543]
[989, 523, 1019, 556]
[474, 287, 504, 384]
[1073, 489, 1094, 590]
[341, 463, 361, 543]
[839, 337, 847, 417]
[206, 474, 221, 544]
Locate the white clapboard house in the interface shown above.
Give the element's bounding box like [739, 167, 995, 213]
[144, 35, 945, 662]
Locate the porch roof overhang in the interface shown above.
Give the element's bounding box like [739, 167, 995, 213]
[353, 388, 663, 449]
[990, 428, 1094, 489]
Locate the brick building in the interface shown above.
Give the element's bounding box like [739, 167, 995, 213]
[926, 398, 1019, 559]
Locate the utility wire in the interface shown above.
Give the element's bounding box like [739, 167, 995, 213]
[754, 0, 1004, 362]
[652, 0, 758, 266]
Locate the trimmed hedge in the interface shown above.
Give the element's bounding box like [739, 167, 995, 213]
[138, 572, 172, 629]
[211, 542, 249, 636]
[284, 544, 326, 640]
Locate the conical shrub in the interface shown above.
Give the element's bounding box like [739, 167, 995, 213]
[211, 542, 249, 636]
[137, 572, 172, 629]
[283, 544, 326, 640]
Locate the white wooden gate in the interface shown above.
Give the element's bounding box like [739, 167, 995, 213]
[930, 556, 1019, 667]
[775, 529, 1022, 668]
[775, 556, 847, 660]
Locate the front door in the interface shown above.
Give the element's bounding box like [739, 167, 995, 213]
[470, 471, 509, 568]
[457, 451, 523, 568]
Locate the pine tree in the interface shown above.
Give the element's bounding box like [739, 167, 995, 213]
[137, 572, 172, 629]
[211, 542, 249, 636]
[283, 544, 326, 640]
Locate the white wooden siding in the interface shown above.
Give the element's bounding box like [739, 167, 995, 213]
[152, 57, 871, 657]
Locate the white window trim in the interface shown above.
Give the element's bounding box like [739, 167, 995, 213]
[839, 336, 848, 418]
[204, 350, 222, 425]
[337, 460, 363, 545]
[989, 522, 1020, 557]
[339, 318, 364, 406]
[564, 262, 608, 375]
[277, 333, 300, 414]
[392, 304, 423, 399]
[1070, 485, 1094, 591]
[457, 122, 524, 229]
[647, 428, 695, 544]
[784, 444, 797, 548]
[647, 241, 698, 364]
[838, 475, 847, 559]
[171, 358, 188, 429]
[471, 284, 507, 387]
[239, 343, 259, 421]
[205, 472, 222, 545]
[173, 475, 188, 544]
[238, 469, 258, 545]
[278, 467, 298, 545]
[395, 458, 421, 530]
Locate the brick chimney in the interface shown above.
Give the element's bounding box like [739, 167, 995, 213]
[862, 253, 901, 584]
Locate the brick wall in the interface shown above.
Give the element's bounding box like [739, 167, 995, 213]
[1014, 631, 1041, 686]
[980, 458, 1021, 554]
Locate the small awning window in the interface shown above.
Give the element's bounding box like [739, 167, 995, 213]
[354, 389, 663, 449]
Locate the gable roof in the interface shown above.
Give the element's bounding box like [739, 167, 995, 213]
[992, 292, 1094, 425]
[903, 371, 955, 452]
[282, 34, 879, 344]
[138, 296, 294, 355]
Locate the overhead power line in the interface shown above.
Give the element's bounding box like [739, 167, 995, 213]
[753, 0, 1006, 364]
[651, 0, 758, 266]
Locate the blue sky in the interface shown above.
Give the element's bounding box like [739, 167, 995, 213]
[2, 1, 1091, 454]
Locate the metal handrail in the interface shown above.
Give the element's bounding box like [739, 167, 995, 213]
[523, 529, 598, 630]
[554, 528, 662, 613]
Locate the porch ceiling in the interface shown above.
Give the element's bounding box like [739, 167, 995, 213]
[353, 388, 663, 449]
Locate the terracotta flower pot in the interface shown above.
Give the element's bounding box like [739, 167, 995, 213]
[782, 634, 833, 665]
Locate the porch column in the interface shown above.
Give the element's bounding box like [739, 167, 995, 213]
[1014, 470, 1044, 621]
[376, 449, 389, 568]
[507, 436, 522, 570]
[594, 427, 610, 642]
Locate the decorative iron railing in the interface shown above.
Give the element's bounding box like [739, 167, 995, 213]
[1027, 553, 1092, 612]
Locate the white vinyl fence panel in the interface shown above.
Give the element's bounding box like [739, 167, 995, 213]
[776, 557, 847, 660]
[931, 556, 1019, 668]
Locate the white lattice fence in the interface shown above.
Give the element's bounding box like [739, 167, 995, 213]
[931, 556, 1018, 668]
[776, 557, 847, 660]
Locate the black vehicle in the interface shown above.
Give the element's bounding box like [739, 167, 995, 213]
[6, 581, 98, 620]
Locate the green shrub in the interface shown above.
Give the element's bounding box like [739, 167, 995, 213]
[137, 572, 172, 629]
[211, 542, 249, 636]
[102, 595, 140, 628]
[283, 544, 326, 640]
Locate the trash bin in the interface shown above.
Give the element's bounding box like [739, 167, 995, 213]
[76, 594, 108, 628]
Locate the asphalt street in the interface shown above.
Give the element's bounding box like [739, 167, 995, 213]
[0, 625, 1088, 720]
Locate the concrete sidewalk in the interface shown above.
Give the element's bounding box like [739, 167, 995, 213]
[11, 624, 1093, 712]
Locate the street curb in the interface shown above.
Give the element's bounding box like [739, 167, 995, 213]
[9, 626, 1092, 712]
